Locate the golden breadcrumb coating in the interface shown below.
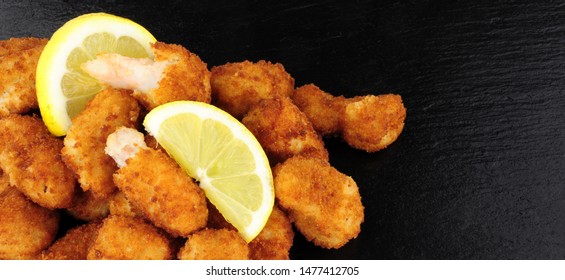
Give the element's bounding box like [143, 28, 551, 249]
[66, 189, 109, 222]
[113, 148, 208, 237]
[87, 215, 172, 260]
[177, 228, 249, 260]
[62, 88, 141, 199]
[292, 83, 348, 136]
[0, 37, 47, 117]
[249, 205, 294, 260]
[108, 190, 144, 218]
[0, 37, 47, 56]
[342, 94, 406, 152]
[291, 84, 406, 152]
[41, 221, 101, 260]
[211, 60, 294, 119]
[242, 96, 328, 165]
[0, 115, 75, 209]
[133, 42, 211, 110]
[273, 156, 364, 249]
[207, 202, 294, 260]
[0, 167, 10, 196]
[0, 188, 59, 259]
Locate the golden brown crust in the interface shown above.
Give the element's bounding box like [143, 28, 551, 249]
[133, 42, 211, 110]
[113, 148, 208, 237]
[292, 84, 406, 152]
[0, 167, 10, 196]
[177, 228, 249, 260]
[207, 201, 294, 260]
[62, 88, 141, 200]
[0, 37, 47, 56]
[273, 156, 364, 249]
[342, 94, 406, 152]
[0, 115, 76, 209]
[87, 215, 172, 260]
[211, 60, 294, 119]
[0, 38, 47, 117]
[292, 84, 347, 136]
[108, 190, 145, 218]
[249, 205, 294, 260]
[0, 188, 59, 259]
[242, 96, 328, 165]
[41, 221, 101, 260]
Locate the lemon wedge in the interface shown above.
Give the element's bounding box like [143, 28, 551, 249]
[143, 101, 274, 242]
[36, 12, 156, 136]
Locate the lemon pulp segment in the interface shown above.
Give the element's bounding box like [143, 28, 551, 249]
[36, 12, 156, 136]
[143, 101, 274, 242]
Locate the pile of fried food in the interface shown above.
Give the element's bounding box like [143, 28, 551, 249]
[0, 37, 406, 260]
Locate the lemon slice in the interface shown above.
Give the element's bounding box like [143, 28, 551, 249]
[36, 12, 156, 136]
[143, 101, 274, 242]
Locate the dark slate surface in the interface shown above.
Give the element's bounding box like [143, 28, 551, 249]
[2, 0, 565, 259]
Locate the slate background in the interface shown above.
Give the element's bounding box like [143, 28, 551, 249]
[2, 0, 565, 259]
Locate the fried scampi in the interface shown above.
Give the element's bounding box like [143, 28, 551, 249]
[0, 37, 47, 117]
[207, 202, 294, 260]
[292, 84, 349, 136]
[83, 42, 211, 110]
[177, 228, 249, 260]
[293, 84, 406, 152]
[87, 215, 172, 260]
[242, 96, 328, 165]
[106, 127, 208, 237]
[273, 156, 364, 249]
[211, 60, 294, 119]
[41, 221, 101, 260]
[343, 94, 406, 152]
[62, 88, 141, 199]
[0, 32, 407, 258]
[0, 115, 75, 209]
[0, 188, 59, 259]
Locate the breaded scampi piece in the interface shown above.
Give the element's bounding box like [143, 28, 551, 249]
[208, 202, 293, 260]
[292, 84, 406, 152]
[342, 94, 406, 152]
[249, 205, 294, 260]
[0, 188, 59, 259]
[106, 127, 208, 237]
[0, 115, 75, 209]
[273, 156, 364, 249]
[177, 228, 249, 260]
[0, 37, 47, 117]
[62, 88, 141, 199]
[242, 96, 328, 165]
[87, 215, 172, 260]
[83, 42, 211, 110]
[292, 84, 348, 136]
[66, 189, 109, 222]
[41, 221, 101, 260]
[108, 191, 145, 218]
[211, 60, 294, 119]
